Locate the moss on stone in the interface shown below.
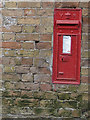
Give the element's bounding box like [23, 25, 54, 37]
[48, 108, 58, 116]
[53, 100, 62, 109]
[2, 91, 9, 97]
[34, 108, 43, 115]
[76, 95, 82, 102]
[21, 94, 30, 98]
[58, 93, 70, 100]
[68, 101, 77, 109]
[17, 99, 30, 107]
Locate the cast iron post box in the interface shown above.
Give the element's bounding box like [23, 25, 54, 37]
[52, 8, 82, 84]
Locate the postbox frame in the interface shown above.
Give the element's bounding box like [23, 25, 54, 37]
[52, 8, 82, 85]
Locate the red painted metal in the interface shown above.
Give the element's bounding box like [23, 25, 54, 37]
[52, 8, 82, 84]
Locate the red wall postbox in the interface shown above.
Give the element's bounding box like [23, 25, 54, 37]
[52, 8, 82, 84]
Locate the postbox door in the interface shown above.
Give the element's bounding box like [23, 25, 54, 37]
[57, 34, 78, 81]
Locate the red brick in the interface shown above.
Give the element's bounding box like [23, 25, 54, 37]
[82, 33, 88, 42]
[55, 2, 79, 8]
[79, 2, 89, 8]
[40, 83, 52, 91]
[41, 2, 54, 8]
[24, 9, 36, 16]
[83, 17, 88, 25]
[40, 34, 52, 41]
[21, 42, 34, 49]
[38, 67, 51, 74]
[82, 25, 88, 33]
[21, 58, 33, 65]
[62, 2, 79, 8]
[81, 76, 88, 83]
[55, 2, 62, 8]
[2, 42, 21, 49]
[36, 42, 51, 49]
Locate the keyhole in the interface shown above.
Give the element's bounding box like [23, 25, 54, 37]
[62, 58, 63, 61]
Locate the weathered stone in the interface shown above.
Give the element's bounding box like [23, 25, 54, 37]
[24, 9, 36, 16]
[21, 91, 33, 98]
[5, 2, 17, 8]
[4, 82, 15, 90]
[15, 66, 30, 73]
[22, 26, 37, 33]
[72, 109, 81, 117]
[2, 73, 21, 81]
[34, 74, 51, 83]
[78, 84, 88, 93]
[40, 83, 52, 91]
[22, 73, 33, 82]
[4, 66, 15, 73]
[33, 91, 45, 100]
[3, 50, 16, 57]
[3, 90, 21, 97]
[17, 98, 39, 107]
[15, 82, 39, 91]
[44, 92, 57, 100]
[18, 18, 40, 25]
[3, 33, 15, 41]
[34, 58, 49, 67]
[58, 108, 72, 117]
[39, 50, 51, 58]
[18, 2, 41, 8]
[40, 100, 53, 108]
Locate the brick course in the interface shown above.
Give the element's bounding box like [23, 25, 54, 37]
[1, 1, 89, 119]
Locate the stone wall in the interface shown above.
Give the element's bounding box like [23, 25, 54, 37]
[1, 1, 89, 119]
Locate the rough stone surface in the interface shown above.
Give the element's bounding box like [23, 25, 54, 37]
[1, 1, 89, 120]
